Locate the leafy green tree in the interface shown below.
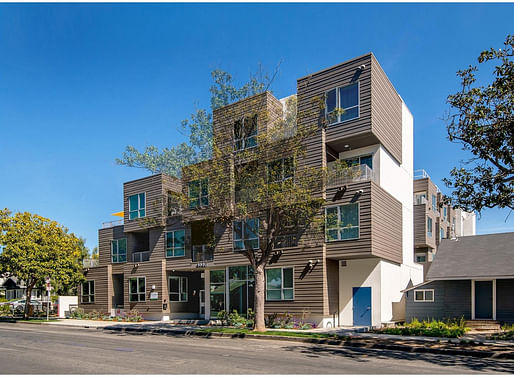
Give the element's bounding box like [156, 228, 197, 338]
[116, 69, 272, 177]
[0, 209, 84, 318]
[443, 35, 514, 213]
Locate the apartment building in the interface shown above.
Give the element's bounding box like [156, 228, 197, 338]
[413, 170, 476, 277]
[79, 53, 424, 327]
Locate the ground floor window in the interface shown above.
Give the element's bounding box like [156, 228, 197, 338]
[266, 267, 294, 300]
[169, 276, 188, 302]
[81, 281, 95, 303]
[209, 269, 225, 316]
[129, 277, 146, 302]
[414, 289, 434, 302]
[209, 266, 255, 317]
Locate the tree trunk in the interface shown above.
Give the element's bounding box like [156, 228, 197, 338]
[24, 281, 35, 320]
[254, 264, 266, 331]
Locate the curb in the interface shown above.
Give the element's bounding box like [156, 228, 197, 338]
[101, 325, 514, 360]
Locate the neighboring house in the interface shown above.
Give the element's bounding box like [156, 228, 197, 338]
[79, 53, 424, 327]
[412, 170, 476, 278]
[0, 276, 42, 301]
[405, 232, 514, 323]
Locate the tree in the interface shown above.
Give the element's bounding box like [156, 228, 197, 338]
[116, 68, 274, 177]
[443, 35, 514, 214]
[182, 94, 326, 331]
[0, 209, 84, 318]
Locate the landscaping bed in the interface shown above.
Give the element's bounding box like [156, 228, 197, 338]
[69, 308, 144, 322]
[373, 318, 469, 338]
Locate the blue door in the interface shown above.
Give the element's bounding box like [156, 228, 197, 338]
[353, 287, 372, 326]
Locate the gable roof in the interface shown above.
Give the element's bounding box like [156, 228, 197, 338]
[426, 232, 514, 280]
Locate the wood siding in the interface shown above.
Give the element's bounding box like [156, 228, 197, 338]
[98, 225, 126, 267]
[497, 279, 514, 322]
[79, 265, 111, 313]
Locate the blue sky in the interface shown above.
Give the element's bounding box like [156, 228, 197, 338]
[0, 3, 512, 251]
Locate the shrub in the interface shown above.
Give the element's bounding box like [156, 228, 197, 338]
[0, 304, 11, 316]
[265, 313, 279, 328]
[127, 309, 143, 322]
[376, 318, 469, 338]
[227, 310, 247, 328]
[70, 307, 84, 319]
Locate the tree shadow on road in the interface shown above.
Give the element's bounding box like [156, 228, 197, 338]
[279, 343, 514, 374]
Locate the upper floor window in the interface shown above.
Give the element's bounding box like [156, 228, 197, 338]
[166, 230, 185, 257]
[416, 255, 427, 263]
[129, 193, 146, 220]
[233, 218, 259, 250]
[167, 191, 182, 216]
[415, 192, 427, 205]
[443, 207, 447, 220]
[81, 281, 95, 303]
[169, 276, 188, 302]
[326, 83, 359, 125]
[342, 154, 373, 170]
[188, 178, 208, 209]
[427, 217, 433, 238]
[266, 267, 294, 300]
[111, 238, 127, 263]
[440, 228, 445, 240]
[234, 115, 258, 151]
[267, 157, 294, 183]
[129, 277, 146, 302]
[325, 203, 360, 241]
[431, 194, 437, 213]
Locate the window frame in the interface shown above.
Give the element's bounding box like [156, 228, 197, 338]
[325, 202, 360, 242]
[440, 228, 445, 240]
[265, 267, 294, 301]
[111, 238, 127, 263]
[128, 276, 146, 302]
[325, 82, 360, 125]
[188, 178, 209, 209]
[414, 289, 434, 302]
[233, 218, 260, 251]
[431, 194, 437, 213]
[128, 192, 146, 220]
[166, 230, 186, 258]
[427, 216, 433, 238]
[416, 255, 427, 263]
[267, 157, 295, 184]
[81, 280, 95, 304]
[168, 276, 188, 302]
[341, 153, 373, 170]
[233, 115, 258, 152]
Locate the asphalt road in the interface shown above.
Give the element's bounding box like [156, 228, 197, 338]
[0, 323, 513, 374]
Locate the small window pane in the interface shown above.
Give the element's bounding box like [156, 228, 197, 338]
[233, 221, 242, 240]
[326, 207, 338, 228]
[339, 84, 358, 109]
[283, 288, 293, 300]
[129, 195, 138, 212]
[267, 289, 281, 300]
[130, 279, 137, 294]
[415, 291, 424, 301]
[341, 227, 359, 240]
[283, 268, 293, 289]
[90, 282, 94, 295]
[139, 193, 145, 208]
[341, 107, 359, 122]
[326, 89, 337, 115]
[175, 230, 185, 247]
[138, 278, 145, 292]
[360, 155, 373, 169]
[210, 270, 225, 284]
[267, 268, 282, 290]
[170, 293, 179, 301]
[169, 278, 179, 292]
[82, 282, 89, 295]
[425, 291, 433, 301]
[174, 248, 185, 257]
[327, 229, 338, 241]
[118, 239, 127, 253]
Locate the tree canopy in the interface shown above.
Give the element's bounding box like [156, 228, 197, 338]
[443, 35, 514, 213]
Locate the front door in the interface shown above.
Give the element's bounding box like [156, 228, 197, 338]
[353, 287, 371, 326]
[475, 281, 493, 319]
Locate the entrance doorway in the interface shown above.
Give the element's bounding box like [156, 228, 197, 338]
[352, 287, 372, 326]
[475, 280, 493, 319]
[112, 274, 124, 309]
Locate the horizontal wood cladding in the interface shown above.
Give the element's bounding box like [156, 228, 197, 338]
[79, 265, 111, 313]
[370, 182, 402, 264]
[414, 204, 428, 246]
[370, 54, 402, 164]
[123, 260, 166, 314]
[98, 225, 126, 267]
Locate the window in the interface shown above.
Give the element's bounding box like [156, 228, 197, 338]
[266, 267, 293, 300]
[81, 281, 94, 303]
[326, 83, 359, 124]
[169, 276, 188, 302]
[342, 154, 373, 170]
[233, 218, 259, 250]
[267, 157, 294, 183]
[129, 193, 146, 220]
[166, 230, 185, 257]
[210, 269, 225, 316]
[415, 192, 427, 205]
[443, 207, 447, 220]
[234, 115, 258, 151]
[432, 194, 437, 213]
[129, 277, 146, 302]
[427, 217, 433, 238]
[440, 228, 445, 240]
[325, 203, 359, 241]
[167, 191, 182, 216]
[416, 255, 427, 263]
[188, 178, 208, 209]
[414, 289, 434, 302]
[111, 239, 127, 263]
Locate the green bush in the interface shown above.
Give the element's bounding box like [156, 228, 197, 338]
[127, 309, 142, 322]
[70, 307, 85, 319]
[376, 318, 468, 338]
[0, 304, 11, 316]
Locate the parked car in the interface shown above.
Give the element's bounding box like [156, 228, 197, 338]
[9, 299, 43, 312]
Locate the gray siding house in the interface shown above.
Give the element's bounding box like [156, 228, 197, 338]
[405, 232, 514, 323]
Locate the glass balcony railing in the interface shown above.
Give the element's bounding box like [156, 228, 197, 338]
[191, 245, 214, 263]
[131, 251, 150, 263]
[83, 259, 99, 268]
[327, 164, 375, 188]
[101, 219, 124, 228]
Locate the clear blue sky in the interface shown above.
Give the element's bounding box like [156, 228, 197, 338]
[1, 3, 512, 251]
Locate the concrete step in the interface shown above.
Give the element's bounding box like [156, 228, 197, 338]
[465, 320, 501, 332]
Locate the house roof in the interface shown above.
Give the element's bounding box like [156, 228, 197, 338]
[426, 232, 514, 280]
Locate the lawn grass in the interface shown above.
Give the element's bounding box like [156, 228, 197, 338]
[17, 318, 58, 323]
[199, 327, 340, 340]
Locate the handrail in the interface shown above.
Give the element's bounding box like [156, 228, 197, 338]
[102, 219, 124, 228]
[327, 163, 375, 188]
[83, 259, 99, 268]
[191, 245, 214, 262]
[131, 251, 150, 263]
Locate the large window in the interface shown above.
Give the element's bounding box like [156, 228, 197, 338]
[233, 218, 259, 250]
[81, 281, 94, 303]
[188, 178, 209, 209]
[169, 276, 188, 302]
[326, 83, 359, 124]
[111, 238, 127, 263]
[234, 115, 258, 151]
[267, 157, 294, 183]
[266, 267, 293, 301]
[342, 154, 373, 170]
[432, 194, 437, 213]
[414, 289, 434, 302]
[427, 217, 433, 238]
[210, 269, 226, 316]
[129, 277, 146, 302]
[415, 192, 427, 205]
[166, 230, 185, 257]
[129, 193, 146, 220]
[325, 203, 360, 241]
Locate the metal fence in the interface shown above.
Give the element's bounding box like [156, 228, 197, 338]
[327, 164, 375, 188]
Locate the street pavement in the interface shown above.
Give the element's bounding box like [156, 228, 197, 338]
[0, 323, 513, 374]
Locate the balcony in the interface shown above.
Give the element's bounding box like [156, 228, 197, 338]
[327, 163, 375, 188]
[102, 219, 124, 229]
[191, 245, 214, 263]
[131, 251, 150, 263]
[273, 234, 299, 249]
[83, 259, 99, 268]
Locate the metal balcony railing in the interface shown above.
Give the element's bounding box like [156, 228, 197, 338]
[273, 234, 299, 249]
[191, 245, 214, 263]
[101, 219, 124, 228]
[83, 259, 99, 268]
[327, 164, 375, 188]
[131, 251, 150, 263]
